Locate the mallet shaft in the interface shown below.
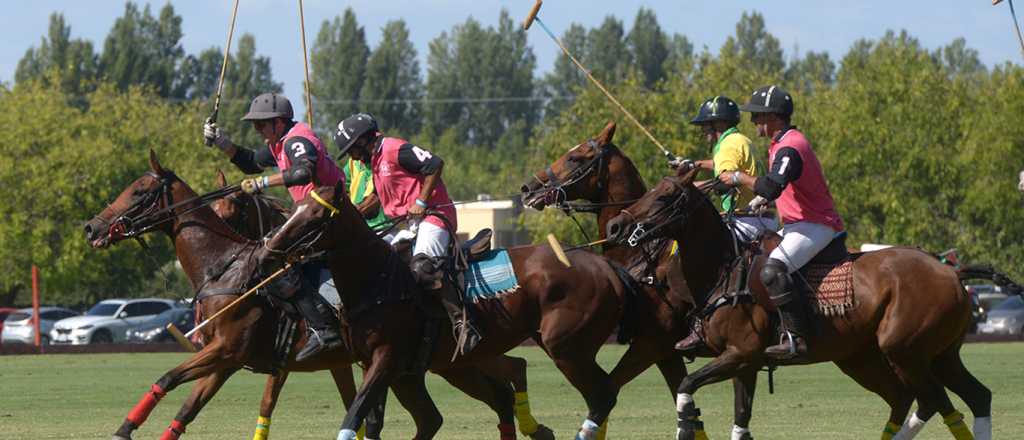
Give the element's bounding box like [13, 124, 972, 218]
[185, 263, 292, 338]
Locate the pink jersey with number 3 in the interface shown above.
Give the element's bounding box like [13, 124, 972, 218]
[371, 137, 457, 230]
[269, 122, 344, 202]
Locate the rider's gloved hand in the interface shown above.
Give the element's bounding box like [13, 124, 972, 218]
[240, 177, 268, 194]
[748, 196, 768, 214]
[203, 118, 232, 150]
[668, 156, 694, 171]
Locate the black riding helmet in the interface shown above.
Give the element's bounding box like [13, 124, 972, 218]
[333, 113, 379, 157]
[690, 96, 740, 125]
[739, 85, 793, 116]
[241, 93, 294, 121]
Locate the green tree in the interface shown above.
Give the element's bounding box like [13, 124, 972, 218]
[14, 13, 98, 98]
[541, 23, 588, 117]
[935, 37, 986, 78]
[719, 11, 784, 76]
[586, 16, 632, 84]
[785, 50, 835, 93]
[97, 2, 185, 98]
[626, 8, 669, 89]
[664, 34, 695, 76]
[360, 20, 423, 137]
[311, 8, 369, 128]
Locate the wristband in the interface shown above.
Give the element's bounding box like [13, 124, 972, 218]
[731, 172, 740, 186]
[415, 198, 428, 208]
[260, 176, 270, 190]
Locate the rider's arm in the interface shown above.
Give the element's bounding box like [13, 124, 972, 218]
[396, 143, 445, 204]
[357, 192, 382, 219]
[752, 147, 803, 201]
[279, 137, 319, 187]
[230, 146, 276, 175]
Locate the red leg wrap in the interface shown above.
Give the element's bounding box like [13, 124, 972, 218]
[159, 420, 186, 440]
[498, 423, 517, 440]
[126, 384, 167, 426]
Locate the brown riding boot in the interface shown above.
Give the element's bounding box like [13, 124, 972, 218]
[674, 320, 711, 359]
[764, 301, 811, 361]
[437, 282, 482, 356]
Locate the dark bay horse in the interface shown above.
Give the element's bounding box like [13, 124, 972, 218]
[210, 170, 550, 440]
[83, 152, 548, 440]
[520, 121, 758, 439]
[259, 183, 640, 440]
[605, 170, 992, 440]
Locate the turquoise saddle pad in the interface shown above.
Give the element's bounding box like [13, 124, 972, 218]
[462, 249, 520, 302]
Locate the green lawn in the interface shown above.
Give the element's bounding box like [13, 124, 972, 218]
[1, 343, 1021, 439]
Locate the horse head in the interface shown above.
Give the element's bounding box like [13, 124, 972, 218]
[606, 167, 704, 247]
[260, 181, 358, 265]
[521, 121, 621, 211]
[211, 169, 289, 240]
[84, 150, 183, 248]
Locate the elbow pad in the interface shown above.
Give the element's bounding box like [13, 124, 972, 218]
[282, 164, 313, 187]
[753, 175, 786, 201]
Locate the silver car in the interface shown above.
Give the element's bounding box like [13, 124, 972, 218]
[976, 296, 1024, 336]
[1, 307, 80, 345]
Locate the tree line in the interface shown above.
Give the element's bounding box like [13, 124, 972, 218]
[3, 3, 1022, 307]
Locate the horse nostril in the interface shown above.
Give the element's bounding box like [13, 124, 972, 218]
[608, 222, 621, 239]
[520, 184, 531, 194]
[84, 224, 94, 239]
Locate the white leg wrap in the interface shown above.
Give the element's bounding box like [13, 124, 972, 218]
[576, 419, 600, 440]
[893, 412, 927, 440]
[973, 416, 992, 440]
[732, 424, 751, 440]
[676, 393, 694, 412]
[337, 429, 358, 440]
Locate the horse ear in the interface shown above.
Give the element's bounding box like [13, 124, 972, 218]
[597, 121, 616, 146]
[678, 167, 700, 186]
[148, 149, 164, 174]
[215, 169, 227, 188]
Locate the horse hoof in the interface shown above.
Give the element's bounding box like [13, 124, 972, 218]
[528, 424, 555, 440]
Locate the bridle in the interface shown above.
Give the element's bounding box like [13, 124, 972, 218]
[262, 188, 342, 259]
[532, 140, 611, 211]
[621, 179, 710, 248]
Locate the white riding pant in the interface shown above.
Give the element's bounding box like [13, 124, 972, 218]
[769, 221, 837, 273]
[391, 220, 451, 258]
[729, 216, 780, 243]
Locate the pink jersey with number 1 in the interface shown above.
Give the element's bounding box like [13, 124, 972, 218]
[371, 137, 457, 230]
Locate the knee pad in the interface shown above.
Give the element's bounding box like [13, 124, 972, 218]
[759, 258, 794, 304]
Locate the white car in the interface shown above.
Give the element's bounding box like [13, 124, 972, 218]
[1, 307, 79, 345]
[50, 298, 176, 344]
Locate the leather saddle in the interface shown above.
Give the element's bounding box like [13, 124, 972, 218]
[459, 228, 493, 263]
[746, 231, 850, 312]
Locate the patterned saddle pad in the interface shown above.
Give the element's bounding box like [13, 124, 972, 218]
[798, 260, 855, 316]
[462, 249, 520, 302]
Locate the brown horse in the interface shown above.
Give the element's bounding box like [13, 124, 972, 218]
[210, 170, 549, 440]
[605, 170, 992, 440]
[520, 121, 758, 439]
[258, 182, 640, 440]
[82, 152, 548, 440]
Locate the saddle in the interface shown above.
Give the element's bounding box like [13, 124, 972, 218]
[747, 231, 855, 313]
[459, 228, 493, 263]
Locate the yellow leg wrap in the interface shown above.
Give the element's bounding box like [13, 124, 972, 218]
[694, 427, 710, 440]
[881, 421, 901, 440]
[514, 391, 540, 435]
[595, 419, 608, 440]
[253, 416, 271, 440]
[943, 411, 974, 440]
[356, 424, 366, 440]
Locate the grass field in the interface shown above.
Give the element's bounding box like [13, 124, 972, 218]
[2, 343, 1022, 439]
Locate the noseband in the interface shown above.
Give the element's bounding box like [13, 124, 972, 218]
[533, 140, 609, 209]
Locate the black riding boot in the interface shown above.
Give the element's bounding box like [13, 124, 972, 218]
[674, 319, 711, 360]
[764, 301, 811, 360]
[437, 281, 482, 355]
[293, 290, 342, 362]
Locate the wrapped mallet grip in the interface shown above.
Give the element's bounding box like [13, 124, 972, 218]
[523, 0, 543, 30]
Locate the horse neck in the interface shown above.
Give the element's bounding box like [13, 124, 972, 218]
[671, 197, 736, 298]
[322, 205, 393, 308]
[597, 148, 648, 264]
[167, 184, 253, 291]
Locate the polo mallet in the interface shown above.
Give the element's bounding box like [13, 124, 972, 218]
[166, 323, 196, 352]
[545, 235, 612, 268]
[994, 0, 1024, 60]
[297, 0, 315, 124]
[523, 0, 674, 161]
[184, 263, 293, 340]
[204, 0, 241, 145]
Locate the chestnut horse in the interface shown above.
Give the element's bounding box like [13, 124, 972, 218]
[210, 170, 550, 440]
[258, 182, 639, 440]
[83, 152, 549, 440]
[605, 170, 992, 440]
[520, 121, 758, 439]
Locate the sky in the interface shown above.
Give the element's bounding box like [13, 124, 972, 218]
[2, 0, 1021, 119]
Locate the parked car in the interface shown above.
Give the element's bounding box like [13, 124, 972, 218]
[966, 284, 1008, 324]
[0, 307, 18, 344]
[50, 298, 175, 344]
[126, 307, 195, 343]
[976, 296, 1024, 336]
[1, 307, 79, 345]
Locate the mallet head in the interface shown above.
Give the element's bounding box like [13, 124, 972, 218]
[523, 0, 543, 30]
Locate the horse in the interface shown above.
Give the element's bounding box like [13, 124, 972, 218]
[83, 151, 550, 440]
[605, 169, 992, 440]
[520, 121, 759, 439]
[257, 182, 642, 440]
[209, 169, 551, 440]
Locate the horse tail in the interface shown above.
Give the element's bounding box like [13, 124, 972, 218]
[609, 262, 641, 344]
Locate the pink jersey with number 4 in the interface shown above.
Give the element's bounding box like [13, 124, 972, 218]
[269, 122, 344, 202]
[371, 137, 456, 230]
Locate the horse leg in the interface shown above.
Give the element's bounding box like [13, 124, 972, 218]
[933, 347, 992, 440]
[729, 370, 757, 440]
[884, 350, 972, 440]
[252, 371, 289, 440]
[336, 353, 398, 440]
[548, 353, 618, 440]
[389, 373, 443, 440]
[472, 355, 552, 439]
[330, 365, 381, 439]
[438, 367, 517, 440]
[833, 350, 913, 440]
[675, 350, 760, 440]
[157, 367, 240, 440]
[112, 344, 234, 440]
